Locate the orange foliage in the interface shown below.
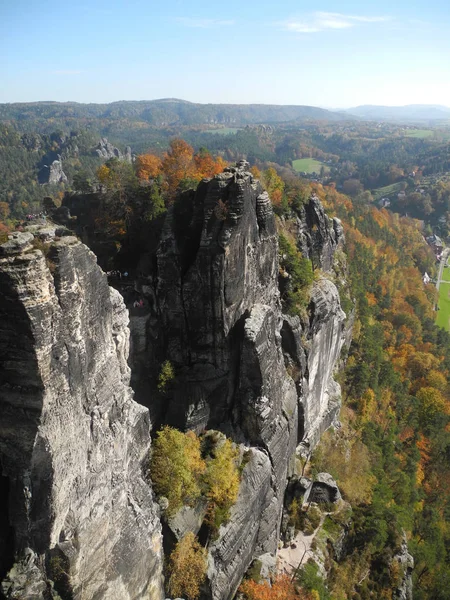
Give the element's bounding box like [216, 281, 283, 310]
[136, 154, 162, 180]
[239, 574, 312, 600]
[162, 139, 196, 197]
[193, 153, 226, 179]
[161, 139, 227, 200]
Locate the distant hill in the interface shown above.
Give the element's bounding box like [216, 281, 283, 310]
[0, 99, 349, 128]
[345, 104, 450, 121]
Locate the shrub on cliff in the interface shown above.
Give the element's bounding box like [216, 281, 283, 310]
[150, 426, 206, 514]
[240, 573, 313, 600]
[202, 436, 240, 535]
[166, 532, 207, 600]
[279, 233, 314, 315]
[157, 359, 175, 393]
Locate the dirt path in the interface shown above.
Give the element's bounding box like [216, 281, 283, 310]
[277, 515, 325, 576]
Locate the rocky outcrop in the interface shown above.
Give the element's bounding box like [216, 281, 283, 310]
[95, 138, 132, 162]
[38, 155, 68, 185]
[130, 161, 298, 598]
[0, 162, 350, 599]
[128, 162, 350, 598]
[392, 534, 414, 600]
[281, 195, 348, 452]
[0, 230, 164, 599]
[295, 194, 344, 272]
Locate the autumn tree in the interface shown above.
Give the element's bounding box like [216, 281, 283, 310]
[193, 147, 227, 179]
[160, 140, 227, 200]
[202, 437, 240, 533]
[239, 573, 312, 600]
[136, 153, 162, 181]
[150, 427, 206, 514]
[166, 532, 207, 600]
[262, 167, 285, 207]
[0, 201, 10, 221]
[161, 139, 196, 199]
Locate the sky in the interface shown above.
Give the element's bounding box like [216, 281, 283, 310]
[2, 0, 450, 108]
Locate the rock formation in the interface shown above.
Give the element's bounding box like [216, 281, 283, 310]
[94, 138, 132, 162]
[129, 161, 347, 599]
[0, 228, 163, 599]
[0, 161, 349, 600]
[38, 155, 68, 185]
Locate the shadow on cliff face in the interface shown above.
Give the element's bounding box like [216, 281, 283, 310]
[0, 467, 14, 581]
[0, 268, 51, 581]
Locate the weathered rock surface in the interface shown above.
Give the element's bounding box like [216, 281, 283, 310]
[281, 195, 348, 452]
[94, 138, 132, 162]
[392, 534, 414, 600]
[295, 194, 344, 272]
[130, 161, 298, 599]
[0, 231, 164, 599]
[38, 155, 68, 185]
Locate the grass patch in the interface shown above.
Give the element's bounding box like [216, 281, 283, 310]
[207, 127, 240, 135]
[437, 282, 450, 331]
[292, 158, 330, 174]
[372, 182, 403, 201]
[442, 265, 450, 282]
[404, 129, 434, 138]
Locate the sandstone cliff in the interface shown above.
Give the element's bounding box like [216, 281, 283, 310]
[129, 162, 347, 599]
[0, 162, 349, 600]
[0, 230, 163, 599]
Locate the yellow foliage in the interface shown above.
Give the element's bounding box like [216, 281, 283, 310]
[96, 164, 111, 185]
[312, 428, 375, 504]
[167, 532, 207, 600]
[203, 439, 240, 509]
[150, 427, 206, 514]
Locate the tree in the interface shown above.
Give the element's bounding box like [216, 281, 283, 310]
[161, 139, 196, 199]
[239, 573, 312, 600]
[150, 427, 206, 514]
[263, 167, 285, 207]
[417, 387, 449, 429]
[0, 201, 10, 221]
[203, 438, 240, 533]
[166, 532, 207, 600]
[136, 153, 162, 180]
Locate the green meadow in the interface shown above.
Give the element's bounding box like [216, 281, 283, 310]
[292, 158, 330, 174]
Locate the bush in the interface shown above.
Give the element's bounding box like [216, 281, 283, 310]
[166, 532, 207, 600]
[150, 426, 205, 514]
[157, 360, 175, 393]
[279, 233, 314, 315]
[202, 437, 240, 536]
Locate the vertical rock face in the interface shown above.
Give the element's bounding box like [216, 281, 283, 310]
[0, 233, 163, 599]
[130, 162, 348, 599]
[133, 162, 298, 598]
[38, 155, 68, 185]
[281, 196, 347, 451]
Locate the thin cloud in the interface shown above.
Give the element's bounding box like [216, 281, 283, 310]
[176, 17, 234, 28]
[50, 70, 84, 75]
[282, 12, 390, 34]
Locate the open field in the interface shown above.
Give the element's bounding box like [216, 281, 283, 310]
[292, 158, 330, 174]
[443, 265, 450, 281]
[404, 129, 434, 138]
[437, 281, 450, 331]
[372, 182, 403, 200]
[207, 127, 240, 135]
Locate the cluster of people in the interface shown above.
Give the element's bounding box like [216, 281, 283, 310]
[133, 299, 145, 308]
[26, 213, 46, 221]
[107, 270, 129, 279]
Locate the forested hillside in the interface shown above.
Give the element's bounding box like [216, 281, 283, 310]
[310, 185, 450, 599]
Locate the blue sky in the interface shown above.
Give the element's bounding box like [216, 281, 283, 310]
[2, 0, 450, 107]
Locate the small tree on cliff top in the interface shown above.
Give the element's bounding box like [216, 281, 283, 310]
[150, 426, 206, 514]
